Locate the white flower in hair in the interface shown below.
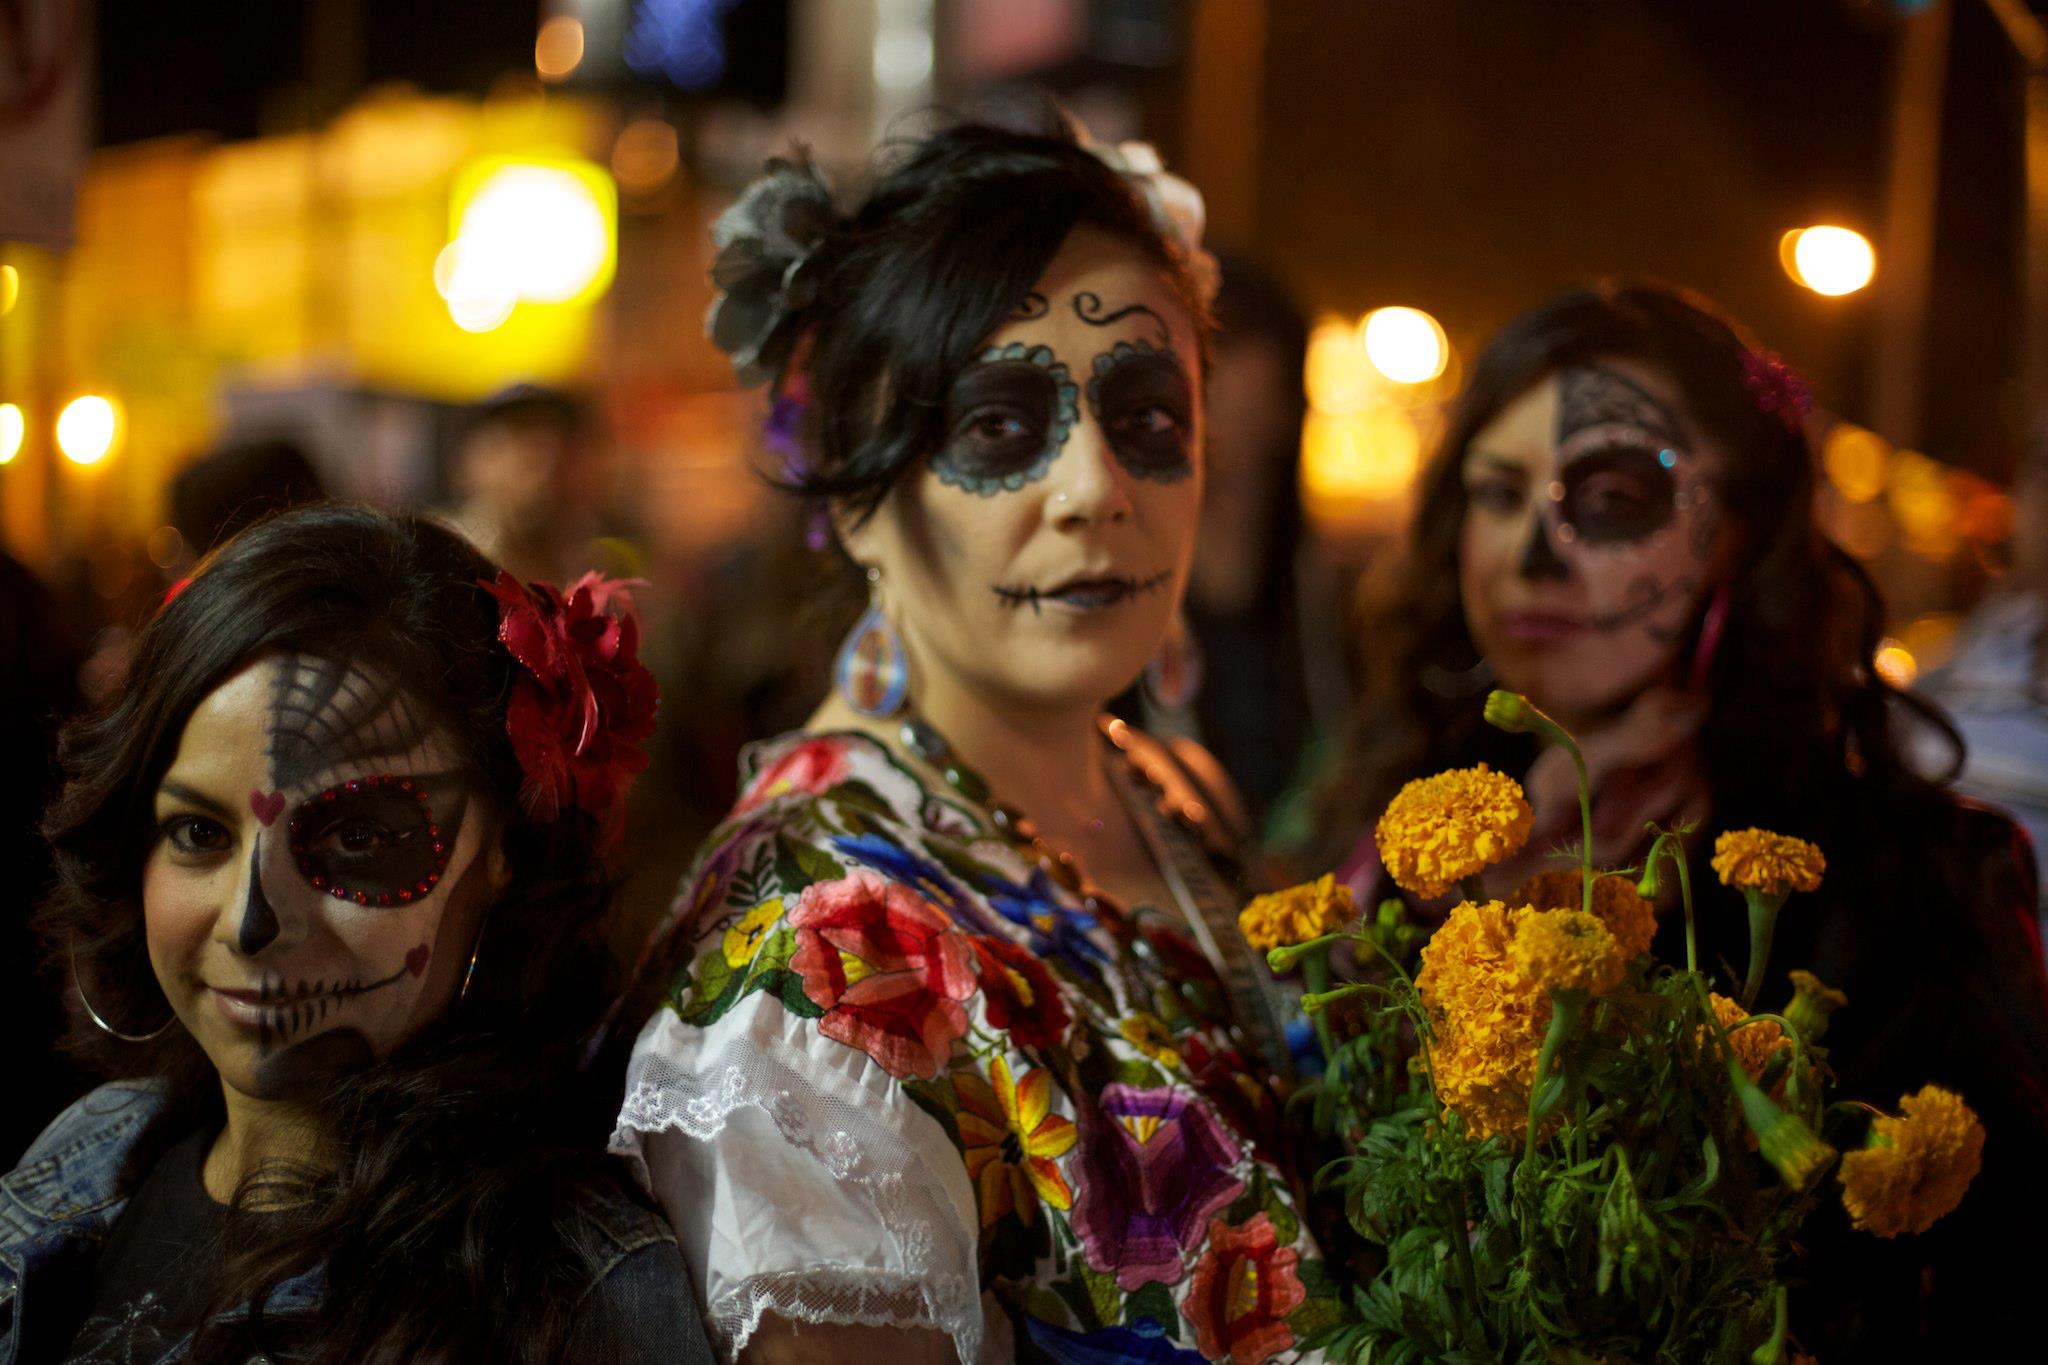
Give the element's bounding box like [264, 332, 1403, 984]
[1078, 130, 1221, 304]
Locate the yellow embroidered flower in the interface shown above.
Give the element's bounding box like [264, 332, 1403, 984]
[1784, 969, 1848, 1043]
[1416, 899, 1551, 1140]
[1703, 991, 1790, 1081]
[1512, 869, 1658, 963]
[1838, 1085, 1985, 1238]
[1509, 909, 1625, 997]
[956, 1057, 1077, 1227]
[1375, 765, 1534, 899]
[1712, 829, 1825, 896]
[722, 899, 784, 968]
[1118, 1011, 1183, 1071]
[1238, 873, 1354, 952]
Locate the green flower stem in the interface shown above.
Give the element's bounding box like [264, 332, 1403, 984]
[1748, 1284, 1790, 1365]
[1299, 945, 1339, 1069]
[1483, 690, 1593, 910]
[1442, 1176, 1491, 1354]
[1523, 987, 1588, 1165]
[1671, 840, 1700, 977]
[1740, 887, 1787, 1011]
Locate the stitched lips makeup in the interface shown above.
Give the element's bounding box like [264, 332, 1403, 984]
[993, 570, 1171, 614]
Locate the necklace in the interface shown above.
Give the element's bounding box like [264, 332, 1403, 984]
[895, 712, 1293, 1071]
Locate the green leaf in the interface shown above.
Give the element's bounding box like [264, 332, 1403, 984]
[1262, 1178, 1301, 1248]
[1124, 1281, 1180, 1340]
[830, 778, 896, 816]
[1111, 1058, 1168, 1090]
[1050, 1275, 1102, 1332]
[678, 949, 740, 1024]
[772, 969, 825, 1019]
[1078, 1265, 1122, 1332]
[774, 833, 844, 894]
[1020, 1285, 1073, 1332]
[749, 926, 798, 977]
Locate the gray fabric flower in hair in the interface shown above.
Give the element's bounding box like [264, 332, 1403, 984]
[707, 154, 840, 389]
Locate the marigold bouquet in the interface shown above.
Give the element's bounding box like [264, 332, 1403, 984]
[1247, 692, 1983, 1363]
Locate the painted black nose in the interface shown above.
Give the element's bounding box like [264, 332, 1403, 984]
[237, 844, 280, 953]
[1518, 518, 1570, 581]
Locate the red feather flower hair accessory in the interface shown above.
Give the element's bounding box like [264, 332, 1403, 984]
[481, 570, 659, 844]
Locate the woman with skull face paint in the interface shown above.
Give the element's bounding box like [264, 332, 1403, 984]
[614, 123, 1331, 1363]
[8, 505, 712, 1364]
[1311, 282, 2048, 1358]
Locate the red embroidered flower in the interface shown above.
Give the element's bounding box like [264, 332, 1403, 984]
[969, 934, 1071, 1050]
[1179, 1212, 1306, 1364]
[482, 571, 658, 839]
[788, 871, 976, 1079]
[736, 735, 851, 813]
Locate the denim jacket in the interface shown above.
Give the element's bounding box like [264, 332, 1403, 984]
[1, 1081, 714, 1365]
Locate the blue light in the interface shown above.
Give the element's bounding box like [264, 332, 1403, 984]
[1658, 449, 1677, 468]
[627, 0, 741, 91]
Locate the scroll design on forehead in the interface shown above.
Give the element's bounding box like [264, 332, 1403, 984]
[1557, 366, 1683, 446]
[1071, 291, 1170, 347]
[1011, 291, 1050, 321]
[266, 657, 433, 793]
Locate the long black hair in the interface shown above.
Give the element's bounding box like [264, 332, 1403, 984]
[38, 503, 633, 1364]
[1311, 279, 1960, 864]
[778, 118, 1214, 519]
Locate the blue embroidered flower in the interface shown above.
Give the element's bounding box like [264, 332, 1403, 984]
[981, 866, 1110, 982]
[1023, 1316, 1208, 1364]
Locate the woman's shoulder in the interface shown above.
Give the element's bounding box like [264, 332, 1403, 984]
[1109, 720, 1255, 850]
[14, 1079, 166, 1172]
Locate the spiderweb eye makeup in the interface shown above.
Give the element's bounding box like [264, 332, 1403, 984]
[287, 774, 451, 908]
[1086, 339, 1195, 483]
[931, 342, 1080, 496]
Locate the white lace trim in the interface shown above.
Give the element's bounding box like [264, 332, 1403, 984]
[613, 1006, 983, 1362]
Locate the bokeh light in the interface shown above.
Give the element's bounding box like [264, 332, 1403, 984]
[1782, 226, 1876, 296]
[437, 158, 617, 333]
[1301, 407, 1423, 507]
[1361, 306, 1449, 384]
[1873, 638, 1917, 688]
[1822, 423, 1889, 503]
[0, 264, 17, 317]
[0, 403, 23, 463]
[611, 117, 680, 197]
[535, 16, 586, 82]
[56, 395, 121, 465]
[1305, 318, 1374, 414]
[1885, 450, 1960, 559]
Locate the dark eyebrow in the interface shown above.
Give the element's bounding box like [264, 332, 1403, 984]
[157, 780, 233, 818]
[1464, 452, 1531, 475]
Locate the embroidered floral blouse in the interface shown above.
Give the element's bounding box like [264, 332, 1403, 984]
[614, 730, 1334, 1363]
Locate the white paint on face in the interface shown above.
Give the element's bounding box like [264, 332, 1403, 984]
[1458, 361, 1728, 725]
[144, 654, 500, 1101]
[845, 227, 1204, 715]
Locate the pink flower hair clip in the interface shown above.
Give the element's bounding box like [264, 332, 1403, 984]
[1742, 350, 1815, 434]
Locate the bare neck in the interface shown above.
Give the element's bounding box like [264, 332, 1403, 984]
[205, 1082, 330, 1204]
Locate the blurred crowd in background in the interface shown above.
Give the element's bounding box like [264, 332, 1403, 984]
[8, 0, 2048, 1156]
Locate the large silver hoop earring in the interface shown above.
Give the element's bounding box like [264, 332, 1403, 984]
[459, 912, 491, 1004]
[71, 941, 176, 1043]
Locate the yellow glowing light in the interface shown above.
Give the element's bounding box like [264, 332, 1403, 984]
[439, 157, 617, 332]
[1361, 306, 1449, 385]
[56, 395, 121, 465]
[1873, 639, 1917, 688]
[535, 16, 585, 82]
[1305, 318, 1373, 414]
[1822, 423, 1890, 503]
[611, 117, 680, 197]
[0, 403, 23, 463]
[1782, 226, 1876, 296]
[1302, 407, 1422, 507]
[1886, 450, 1959, 557]
[0, 264, 17, 316]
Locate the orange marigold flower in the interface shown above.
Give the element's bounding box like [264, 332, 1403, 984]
[1509, 908, 1624, 996]
[1416, 899, 1550, 1140]
[1839, 1085, 1985, 1238]
[1704, 991, 1791, 1081]
[1238, 873, 1354, 952]
[1712, 828, 1825, 896]
[1512, 868, 1659, 963]
[1376, 765, 1534, 899]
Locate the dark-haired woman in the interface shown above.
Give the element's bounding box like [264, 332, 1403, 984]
[615, 125, 1327, 1363]
[5, 505, 713, 1364]
[1310, 281, 2048, 1357]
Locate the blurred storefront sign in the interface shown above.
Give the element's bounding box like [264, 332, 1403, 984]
[0, 0, 88, 245]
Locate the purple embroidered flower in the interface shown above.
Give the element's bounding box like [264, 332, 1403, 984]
[1069, 1083, 1245, 1290]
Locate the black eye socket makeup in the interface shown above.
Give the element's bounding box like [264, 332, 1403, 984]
[930, 343, 1080, 496]
[1555, 444, 1680, 545]
[1086, 339, 1195, 484]
[287, 775, 453, 907]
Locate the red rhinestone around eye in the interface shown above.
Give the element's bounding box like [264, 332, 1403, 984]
[329, 886, 348, 900]
[354, 891, 368, 905]
[398, 889, 414, 902]
[377, 893, 394, 907]
[310, 875, 324, 889]
[322, 791, 336, 802]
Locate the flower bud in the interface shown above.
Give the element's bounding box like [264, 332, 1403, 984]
[1736, 1072, 1835, 1190]
[1783, 969, 1848, 1044]
[1483, 689, 1538, 734]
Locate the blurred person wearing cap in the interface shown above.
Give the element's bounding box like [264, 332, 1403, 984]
[168, 436, 327, 562]
[442, 384, 601, 586]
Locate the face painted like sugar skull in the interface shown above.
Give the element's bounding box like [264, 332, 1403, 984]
[1458, 360, 1729, 725]
[145, 652, 503, 1100]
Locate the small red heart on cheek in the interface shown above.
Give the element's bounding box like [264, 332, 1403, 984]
[405, 945, 430, 978]
[249, 789, 286, 826]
